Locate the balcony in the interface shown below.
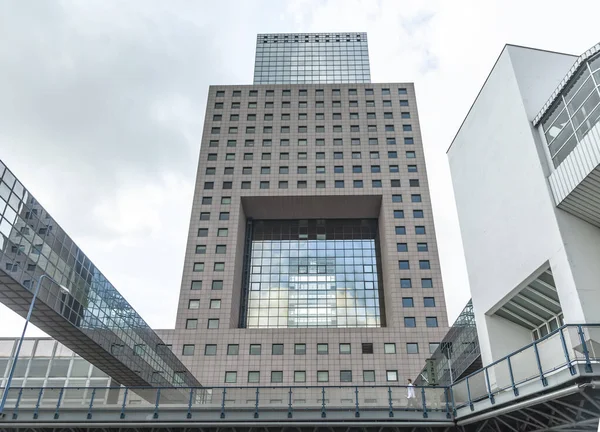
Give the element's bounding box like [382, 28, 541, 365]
[536, 43, 600, 226]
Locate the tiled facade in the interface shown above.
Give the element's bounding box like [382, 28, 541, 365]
[167, 82, 449, 386]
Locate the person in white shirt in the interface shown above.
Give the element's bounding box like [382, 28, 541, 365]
[407, 379, 418, 408]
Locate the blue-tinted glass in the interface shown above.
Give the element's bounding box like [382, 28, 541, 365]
[426, 317, 438, 327]
[244, 219, 382, 328]
[400, 278, 412, 288]
[404, 317, 416, 327]
[402, 298, 414, 307]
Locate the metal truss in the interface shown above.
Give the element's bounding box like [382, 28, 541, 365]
[459, 386, 600, 432]
[0, 427, 458, 432]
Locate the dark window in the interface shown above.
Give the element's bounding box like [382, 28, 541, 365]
[400, 278, 412, 288]
[422, 278, 433, 288]
[394, 210, 404, 219]
[426, 317, 439, 327]
[414, 210, 424, 218]
[399, 260, 410, 270]
[334, 166, 344, 173]
[340, 370, 352, 382]
[402, 297, 414, 307]
[354, 180, 363, 188]
[198, 228, 208, 237]
[416, 226, 426, 235]
[362, 343, 374, 354]
[410, 179, 420, 187]
[272, 344, 284, 355]
[417, 243, 428, 252]
[424, 297, 436, 307]
[395, 226, 406, 235]
[212, 280, 223, 290]
[249, 344, 261, 355]
[371, 165, 381, 173]
[404, 137, 414, 144]
[411, 194, 422, 202]
[392, 194, 402, 202]
[404, 317, 416, 327]
[391, 179, 401, 187]
[397, 243, 408, 252]
[419, 260, 431, 269]
[372, 180, 382, 188]
[335, 180, 344, 188]
[295, 344, 306, 355]
[407, 343, 419, 354]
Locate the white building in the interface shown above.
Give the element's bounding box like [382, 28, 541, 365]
[448, 43, 600, 366]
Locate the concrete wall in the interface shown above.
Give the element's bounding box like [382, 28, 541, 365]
[447, 45, 580, 365]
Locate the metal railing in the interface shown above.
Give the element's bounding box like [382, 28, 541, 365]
[1, 324, 599, 422]
[0, 385, 451, 421]
[451, 324, 600, 411]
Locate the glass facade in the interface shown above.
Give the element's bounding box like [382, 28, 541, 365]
[242, 219, 383, 328]
[0, 159, 198, 387]
[541, 52, 600, 167]
[254, 33, 371, 84]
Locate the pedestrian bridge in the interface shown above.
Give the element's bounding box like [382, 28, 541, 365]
[1, 324, 600, 431]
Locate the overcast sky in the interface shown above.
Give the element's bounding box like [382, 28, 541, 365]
[1, 0, 599, 337]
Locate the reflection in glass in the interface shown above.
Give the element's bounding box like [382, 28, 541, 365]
[243, 219, 383, 328]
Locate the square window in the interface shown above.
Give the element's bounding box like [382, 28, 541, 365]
[407, 343, 419, 354]
[316, 152, 325, 160]
[317, 371, 329, 382]
[294, 344, 306, 355]
[370, 152, 380, 159]
[316, 113, 325, 120]
[227, 344, 239, 355]
[297, 166, 307, 174]
[386, 370, 398, 382]
[351, 138, 360, 145]
[263, 139, 272, 147]
[367, 112, 376, 119]
[424, 297, 436, 307]
[352, 152, 361, 160]
[186, 319, 198, 329]
[404, 317, 416, 327]
[372, 180, 382, 188]
[198, 228, 208, 237]
[272, 344, 284, 355]
[339, 343, 351, 354]
[411, 194, 422, 203]
[408, 165, 418, 172]
[193, 262, 204, 272]
[362, 343, 373, 354]
[191, 280, 202, 290]
[404, 137, 414, 144]
[222, 181, 233, 189]
[394, 210, 404, 219]
[214, 262, 225, 271]
[241, 181, 251, 189]
[395, 226, 406, 235]
[216, 90, 225, 97]
[206, 167, 216, 175]
[340, 370, 352, 382]
[366, 100, 375, 107]
[392, 194, 402, 202]
[406, 151, 416, 159]
[416, 226, 426, 235]
[354, 180, 363, 188]
[316, 166, 326, 174]
[317, 343, 329, 355]
[391, 179, 401, 187]
[419, 260, 431, 269]
[207, 319, 219, 329]
[212, 280, 224, 290]
[249, 344, 261, 355]
[422, 278, 433, 288]
[219, 212, 229, 220]
[400, 278, 412, 288]
[260, 181, 270, 189]
[204, 182, 214, 190]
[352, 165, 362, 173]
[363, 370, 375, 382]
[297, 181, 307, 189]
[429, 343, 440, 354]
[182, 344, 195, 356]
[414, 210, 424, 218]
[426, 317, 439, 327]
[279, 181, 288, 189]
[298, 152, 307, 159]
[351, 125, 360, 132]
[204, 344, 216, 355]
[384, 343, 396, 354]
[298, 113, 307, 120]
[224, 167, 234, 175]
[371, 165, 381, 173]
[224, 371, 237, 383]
[217, 228, 228, 237]
[271, 371, 283, 383]
[243, 167, 252, 175]
[281, 113, 290, 121]
[400, 100, 409, 106]
[294, 371, 306, 383]
[221, 196, 231, 204]
[210, 299, 222, 309]
[316, 180, 326, 188]
[334, 138, 343, 146]
[402, 297, 414, 307]
[248, 371, 260, 383]
[397, 243, 408, 252]
[196, 245, 206, 254]
[264, 113, 273, 121]
[334, 166, 344, 173]
[390, 165, 399, 173]
[417, 243, 428, 252]
[280, 152, 289, 160]
[316, 138, 325, 146]
[399, 260, 410, 270]
[202, 196, 212, 205]
[410, 179, 420, 187]
[403, 124, 412, 132]
[388, 151, 398, 159]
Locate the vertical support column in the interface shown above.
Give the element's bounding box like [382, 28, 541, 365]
[421, 387, 428, 419]
[466, 377, 474, 411]
[484, 368, 495, 404]
[33, 388, 43, 420]
[187, 388, 194, 419]
[507, 357, 519, 396]
[533, 342, 548, 386]
[559, 327, 576, 375]
[388, 386, 394, 418]
[321, 387, 326, 418]
[87, 388, 96, 420]
[119, 387, 128, 419]
[53, 388, 64, 419]
[152, 388, 161, 419]
[220, 388, 227, 419]
[287, 387, 293, 419]
[254, 387, 260, 419]
[577, 325, 593, 373]
[354, 386, 360, 418]
[12, 388, 23, 420]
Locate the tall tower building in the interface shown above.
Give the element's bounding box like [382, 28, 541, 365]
[169, 32, 449, 386]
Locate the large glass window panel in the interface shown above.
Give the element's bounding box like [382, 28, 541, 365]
[243, 219, 383, 328]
